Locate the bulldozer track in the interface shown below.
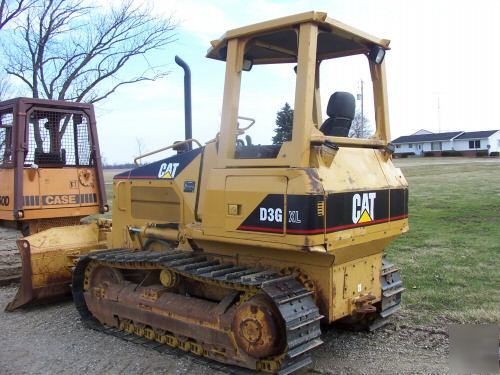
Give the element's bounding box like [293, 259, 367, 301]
[379, 258, 405, 317]
[86, 324, 255, 374]
[364, 258, 404, 332]
[73, 249, 323, 374]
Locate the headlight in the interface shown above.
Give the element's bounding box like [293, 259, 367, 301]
[368, 45, 386, 64]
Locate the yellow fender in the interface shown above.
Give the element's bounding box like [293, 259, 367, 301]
[6, 223, 109, 311]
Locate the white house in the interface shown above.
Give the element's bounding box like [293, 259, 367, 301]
[392, 130, 500, 156]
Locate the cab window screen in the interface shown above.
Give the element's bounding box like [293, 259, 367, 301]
[0, 110, 14, 166]
[25, 110, 93, 166]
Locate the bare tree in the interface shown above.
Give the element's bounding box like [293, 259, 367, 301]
[0, 0, 32, 30]
[135, 137, 145, 165]
[349, 112, 373, 138]
[0, 72, 12, 100]
[3, 0, 175, 156]
[5, 0, 176, 103]
[1, 1, 35, 100]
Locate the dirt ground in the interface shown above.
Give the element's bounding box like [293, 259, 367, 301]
[0, 284, 449, 374]
[0, 227, 21, 285]
[0, 226, 450, 374]
[0, 227, 449, 374]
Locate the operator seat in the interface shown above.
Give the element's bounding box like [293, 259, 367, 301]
[320, 92, 355, 137]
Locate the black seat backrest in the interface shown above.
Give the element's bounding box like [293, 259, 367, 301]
[34, 148, 66, 166]
[319, 92, 355, 137]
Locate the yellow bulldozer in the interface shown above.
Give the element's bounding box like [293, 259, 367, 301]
[0, 97, 108, 234]
[6, 12, 408, 374]
[0, 97, 108, 289]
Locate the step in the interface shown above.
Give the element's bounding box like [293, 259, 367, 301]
[180, 260, 219, 271]
[165, 256, 206, 267]
[212, 266, 247, 278]
[277, 290, 313, 305]
[224, 268, 263, 280]
[195, 264, 233, 275]
[380, 303, 401, 318]
[382, 286, 405, 298]
[278, 355, 312, 375]
[287, 338, 323, 359]
[381, 279, 403, 291]
[287, 315, 323, 331]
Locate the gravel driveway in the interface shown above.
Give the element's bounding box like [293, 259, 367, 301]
[0, 227, 21, 285]
[0, 284, 449, 375]
[0, 225, 449, 374]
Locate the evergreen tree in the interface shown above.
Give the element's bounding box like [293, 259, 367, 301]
[272, 103, 294, 144]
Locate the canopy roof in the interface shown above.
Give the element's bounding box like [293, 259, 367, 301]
[207, 11, 390, 64]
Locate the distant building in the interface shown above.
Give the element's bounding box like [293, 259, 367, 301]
[412, 129, 434, 135]
[392, 130, 500, 156]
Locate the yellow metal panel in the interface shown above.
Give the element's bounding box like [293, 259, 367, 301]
[77, 167, 100, 207]
[331, 253, 382, 321]
[38, 168, 79, 208]
[375, 150, 408, 188]
[217, 38, 243, 166]
[131, 186, 180, 221]
[0, 168, 14, 215]
[342, 258, 376, 299]
[196, 142, 217, 220]
[17, 166, 101, 220]
[22, 168, 41, 209]
[224, 175, 286, 233]
[371, 61, 392, 143]
[321, 147, 389, 192]
[20, 205, 101, 220]
[291, 22, 318, 167]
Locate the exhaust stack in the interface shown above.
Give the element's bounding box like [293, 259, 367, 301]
[174, 55, 192, 150]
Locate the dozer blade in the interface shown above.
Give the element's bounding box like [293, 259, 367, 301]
[5, 223, 108, 311]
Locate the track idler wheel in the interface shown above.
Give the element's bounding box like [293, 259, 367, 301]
[159, 269, 179, 288]
[89, 265, 124, 288]
[232, 294, 286, 359]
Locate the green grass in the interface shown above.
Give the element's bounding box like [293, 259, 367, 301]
[388, 158, 500, 324]
[98, 159, 500, 324]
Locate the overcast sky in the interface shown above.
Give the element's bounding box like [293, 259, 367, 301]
[91, 0, 500, 164]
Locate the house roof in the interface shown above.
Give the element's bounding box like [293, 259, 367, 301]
[454, 130, 499, 140]
[392, 129, 500, 144]
[392, 131, 462, 144]
[412, 129, 433, 135]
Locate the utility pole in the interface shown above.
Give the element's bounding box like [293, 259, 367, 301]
[433, 91, 443, 133]
[437, 94, 441, 133]
[357, 79, 364, 135]
[360, 79, 364, 131]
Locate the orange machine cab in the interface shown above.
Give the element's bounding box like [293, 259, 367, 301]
[0, 97, 107, 234]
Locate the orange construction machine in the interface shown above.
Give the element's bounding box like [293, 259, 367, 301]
[0, 98, 108, 235]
